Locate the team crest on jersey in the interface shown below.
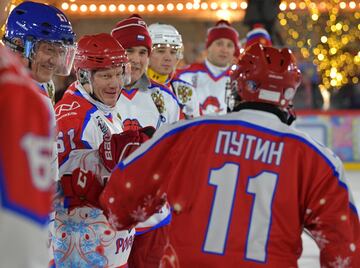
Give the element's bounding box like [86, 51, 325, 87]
[44, 82, 55, 105]
[151, 90, 166, 114]
[201, 96, 222, 114]
[117, 113, 122, 121]
[175, 84, 193, 104]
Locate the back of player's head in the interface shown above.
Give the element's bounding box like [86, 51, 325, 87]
[3, 1, 76, 75]
[74, 33, 131, 86]
[111, 14, 152, 55]
[231, 43, 301, 109]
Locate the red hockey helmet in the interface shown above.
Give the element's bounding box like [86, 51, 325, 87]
[231, 43, 301, 109]
[74, 33, 128, 71]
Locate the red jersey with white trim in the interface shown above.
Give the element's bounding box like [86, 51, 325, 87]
[176, 59, 231, 115]
[0, 47, 53, 268]
[101, 109, 360, 268]
[51, 82, 135, 267]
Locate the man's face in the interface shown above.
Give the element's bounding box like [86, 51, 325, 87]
[207, 38, 235, 68]
[31, 41, 66, 83]
[91, 67, 124, 107]
[149, 45, 179, 75]
[125, 46, 149, 85]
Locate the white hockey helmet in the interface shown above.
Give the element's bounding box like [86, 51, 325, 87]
[149, 23, 183, 59]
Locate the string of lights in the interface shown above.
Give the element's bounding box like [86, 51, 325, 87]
[278, 0, 360, 104]
[1, 0, 359, 104]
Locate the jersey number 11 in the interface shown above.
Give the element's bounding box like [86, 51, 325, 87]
[203, 162, 278, 263]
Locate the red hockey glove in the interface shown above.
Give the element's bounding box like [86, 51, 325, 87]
[60, 168, 103, 210]
[98, 126, 155, 172]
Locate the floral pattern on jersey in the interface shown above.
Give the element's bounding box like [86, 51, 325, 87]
[107, 210, 123, 230]
[175, 84, 193, 104]
[130, 206, 147, 222]
[328, 256, 351, 268]
[310, 230, 329, 249]
[151, 90, 166, 114]
[53, 207, 118, 268]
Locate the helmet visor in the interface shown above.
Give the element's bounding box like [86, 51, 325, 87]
[54, 43, 77, 76]
[152, 44, 183, 60]
[33, 41, 76, 76]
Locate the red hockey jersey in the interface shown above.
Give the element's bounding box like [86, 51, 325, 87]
[0, 47, 53, 267]
[101, 109, 360, 267]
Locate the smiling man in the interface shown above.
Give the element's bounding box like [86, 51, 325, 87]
[3, 1, 76, 105]
[111, 14, 182, 268]
[52, 33, 154, 267]
[111, 14, 181, 131]
[176, 20, 239, 115]
[0, 1, 54, 267]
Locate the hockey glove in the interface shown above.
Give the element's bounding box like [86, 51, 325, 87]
[60, 168, 103, 210]
[98, 126, 155, 172]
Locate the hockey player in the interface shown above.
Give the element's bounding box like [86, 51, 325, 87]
[148, 23, 200, 119]
[227, 24, 273, 112]
[176, 19, 239, 115]
[111, 14, 181, 268]
[0, 34, 54, 268]
[52, 33, 153, 267]
[3, 1, 76, 104]
[111, 14, 181, 131]
[3, 2, 76, 265]
[100, 43, 360, 267]
[0, 47, 54, 268]
[4, 0, 75, 150]
[3, 0, 76, 187]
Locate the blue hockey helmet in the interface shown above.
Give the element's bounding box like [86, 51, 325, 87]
[3, 1, 76, 75]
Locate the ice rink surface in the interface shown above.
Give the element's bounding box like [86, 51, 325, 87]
[298, 170, 360, 267]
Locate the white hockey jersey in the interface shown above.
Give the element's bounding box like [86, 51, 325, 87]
[117, 74, 181, 131]
[176, 59, 231, 115]
[50, 82, 135, 267]
[116, 75, 180, 234]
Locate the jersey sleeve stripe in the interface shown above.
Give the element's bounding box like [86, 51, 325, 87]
[80, 106, 97, 149]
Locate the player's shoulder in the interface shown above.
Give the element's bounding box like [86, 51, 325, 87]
[55, 88, 93, 122]
[170, 77, 194, 89]
[286, 124, 343, 167]
[149, 80, 178, 101]
[62, 81, 78, 97]
[175, 63, 206, 76]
